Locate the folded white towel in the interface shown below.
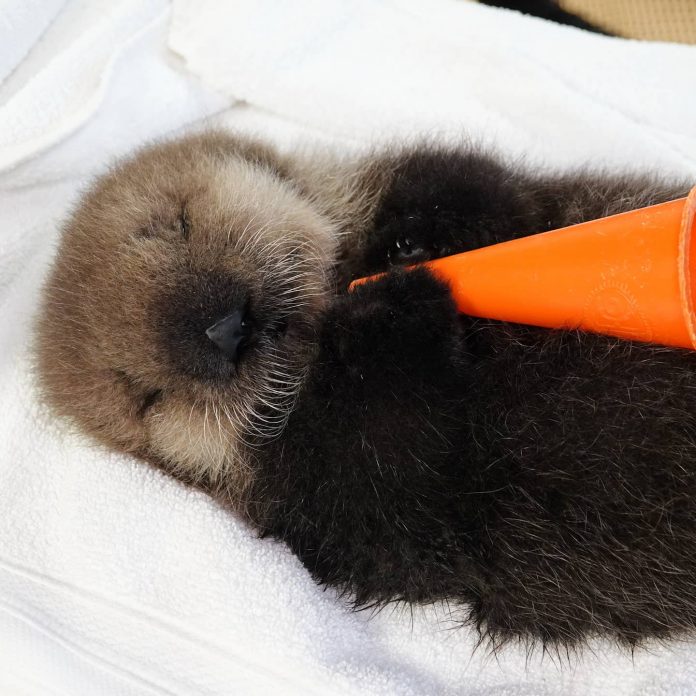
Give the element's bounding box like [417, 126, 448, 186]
[2, 1, 696, 694]
[170, 0, 696, 176]
[0, 0, 66, 85]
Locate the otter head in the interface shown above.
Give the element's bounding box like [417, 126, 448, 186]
[35, 132, 337, 502]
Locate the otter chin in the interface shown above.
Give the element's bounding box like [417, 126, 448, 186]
[35, 132, 344, 501]
[36, 129, 696, 651]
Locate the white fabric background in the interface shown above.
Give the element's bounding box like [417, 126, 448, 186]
[1, 1, 696, 694]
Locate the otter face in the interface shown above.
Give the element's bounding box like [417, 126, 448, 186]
[36, 133, 337, 499]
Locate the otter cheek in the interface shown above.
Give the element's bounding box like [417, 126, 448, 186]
[146, 400, 246, 490]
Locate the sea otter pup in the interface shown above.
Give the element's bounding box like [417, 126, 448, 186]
[36, 130, 696, 649]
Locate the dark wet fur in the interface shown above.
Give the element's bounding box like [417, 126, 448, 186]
[247, 146, 696, 650]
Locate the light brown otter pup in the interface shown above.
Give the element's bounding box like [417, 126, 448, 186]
[35, 131, 385, 503]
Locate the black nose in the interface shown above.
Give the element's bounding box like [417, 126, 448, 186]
[205, 310, 252, 363]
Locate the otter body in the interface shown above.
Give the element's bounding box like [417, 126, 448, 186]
[37, 132, 696, 649]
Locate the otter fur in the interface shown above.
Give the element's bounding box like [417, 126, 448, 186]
[35, 130, 696, 650]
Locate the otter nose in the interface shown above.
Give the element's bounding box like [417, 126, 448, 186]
[205, 310, 252, 363]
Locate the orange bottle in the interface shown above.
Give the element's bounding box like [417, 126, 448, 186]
[351, 185, 696, 350]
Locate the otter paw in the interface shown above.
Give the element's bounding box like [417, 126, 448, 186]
[324, 269, 463, 381]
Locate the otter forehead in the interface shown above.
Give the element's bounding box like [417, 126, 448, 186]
[75, 142, 338, 262]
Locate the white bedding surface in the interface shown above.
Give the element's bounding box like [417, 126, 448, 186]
[2, 1, 696, 694]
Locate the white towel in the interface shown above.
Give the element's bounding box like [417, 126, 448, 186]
[0, 0, 66, 85]
[169, 0, 696, 176]
[2, 1, 696, 694]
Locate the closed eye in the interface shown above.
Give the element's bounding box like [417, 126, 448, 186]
[138, 389, 163, 419]
[178, 207, 190, 239]
[135, 207, 190, 241]
[113, 370, 163, 419]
